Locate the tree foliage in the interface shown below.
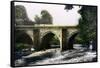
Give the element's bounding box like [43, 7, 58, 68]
[78, 6, 97, 43]
[64, 4, 73, 11]
[15, 5, 28, 19]
[34, 10, 53, 24]
[64, 5, 97, 45]
[15, 5, 34, 25]
[34, 15, 41, 24]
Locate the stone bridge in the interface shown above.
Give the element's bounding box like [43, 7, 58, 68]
[16, 24, 78, 51]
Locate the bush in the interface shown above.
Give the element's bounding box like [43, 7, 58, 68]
[16, 43, 29, 51]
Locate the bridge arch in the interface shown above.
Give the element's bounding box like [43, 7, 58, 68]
[67, 32, 79, 49]
[16, 30, 33, 44]
[40, 31, 60, 50]
[16, 30, 33, 51]
[41, 31, 60, 41]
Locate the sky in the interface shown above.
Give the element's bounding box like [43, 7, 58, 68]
[15, 2, 81, 26]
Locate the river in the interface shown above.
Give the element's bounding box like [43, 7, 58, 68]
[15, 44, 97, 66]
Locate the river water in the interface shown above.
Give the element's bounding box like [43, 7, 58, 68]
[15, 44, 97, 66]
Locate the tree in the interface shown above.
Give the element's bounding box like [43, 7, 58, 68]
[64, 4, 73, 11]
[34, 10, 53, 24]
[78, 6, 97, 51]
[41, 10, 52, 24]
[64, 5, 97, 51]
[15, 5, 34, 25]
[34, 15, 41, 24]
[15, 5, 28, 19]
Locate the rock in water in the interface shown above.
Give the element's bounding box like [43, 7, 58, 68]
[15, 59, 26, 66]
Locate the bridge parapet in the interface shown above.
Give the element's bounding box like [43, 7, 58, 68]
[16, 24, 78, 30]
